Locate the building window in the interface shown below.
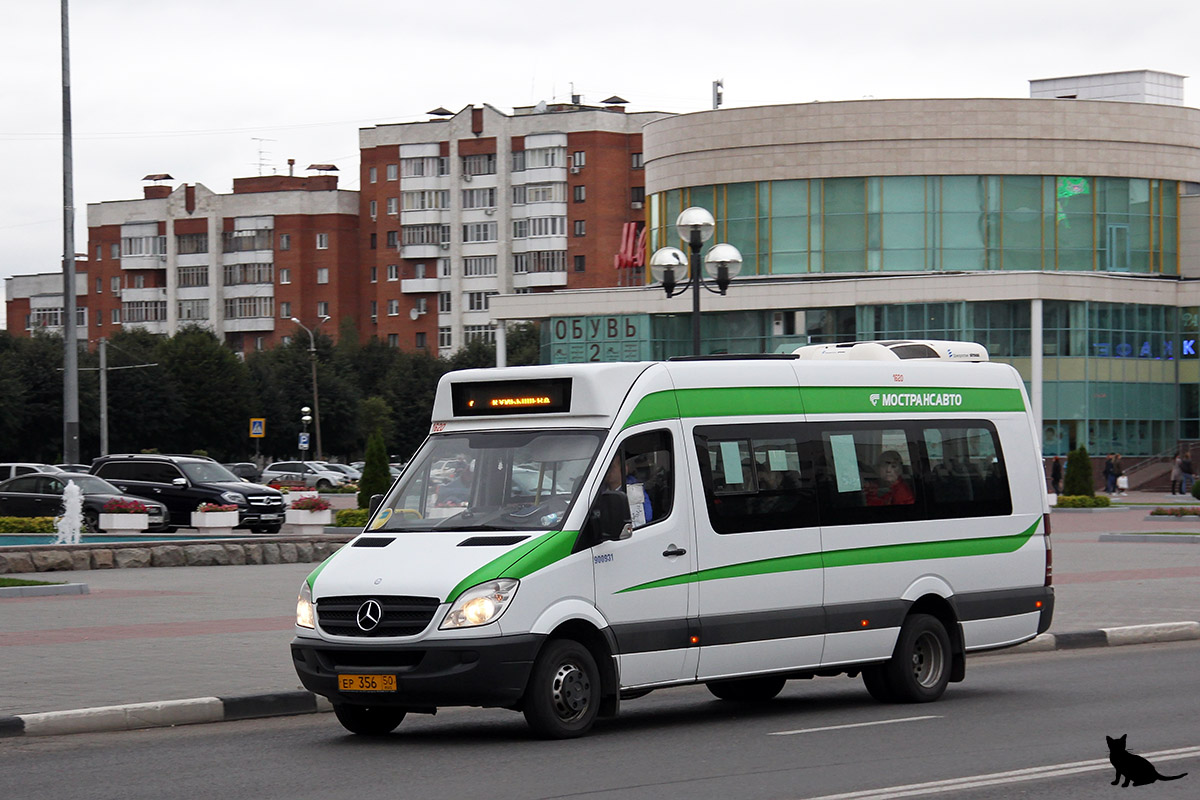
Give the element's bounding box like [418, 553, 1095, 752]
[631, 186, 645, 204]
[387, 333, 399, 347]
[402, 224, 449, 246]
[571, 150, 586, 168]
[574, 255, 586, 272]
[387, 299, 400, 316]
[386, 230, 399, 248]
[224, 263, 273, 286]
[178, 266, 208, 287]
[631, 152, 644, 169]
[279, 233, 290, 251]
[133, 274, 145, 289]
[370, 233, 377, 250]
[463, 222, 497, 243]
[316, 233, 329, 250]
[512, 151, 525, 172]
[461, 153, 497, 176]
[462, 187, 497, 209]
[526, 147, 565, 168]
[222, 229, 273, 253]
[111, 276, 120, 294]
[573, 220, 586, 237]
[529, 216, 566, 237]
[573, 185, 586, 203]
[369, 166, 377, 183]
[370, 266, 377, 283]
[468, 291, 497, 311]
[280, 302, 291, 318]
[317, 301, 329, 317]
[386, 164, 398, 181]
[438, 327, 452, 348]
[316, 267, 329, 284]
[438, 292, 452, 313]
[401, 156, 448, 177]
[370, 301, 377, 319]
[512, 219, 528, 239]
[464, 324, 495, 344]
[416, 297, 428, 315]
[121, 235, 167, 257]
[110, 243, 119, 260]
[223, 297, 273, 319]
[439, 257, 451, 277]
[369, 200, 377, 218]
[464, 256, 497, 276]
[401, 190, 449, 210]
[414, 263, 427, 279]
[386, 197, 399, 215]
[279, 268, 291, 284]
[176, 233, 208, 254]
[112, 308, 121, 324]
[387, 264, 399, 281]
[94, 277, 101, 294]
[96, 245, 102, 261]
[527, 182, 565, 203]
[122, 300, 168, 322]
[416, 332, 427, 349]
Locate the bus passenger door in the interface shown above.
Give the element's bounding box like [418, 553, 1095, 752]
[590, 425, 697, 688]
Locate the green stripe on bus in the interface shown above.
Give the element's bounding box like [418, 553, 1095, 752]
[622, 385, 1025, 428]
[616, 518, 1041, 594]
[445, 529, 580, 603]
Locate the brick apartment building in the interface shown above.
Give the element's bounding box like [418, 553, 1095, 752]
[5, 100, 668, 356]
[358, 101, 669, 353]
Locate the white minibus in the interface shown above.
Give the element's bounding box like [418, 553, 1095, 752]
[292, 342, 1053, 738]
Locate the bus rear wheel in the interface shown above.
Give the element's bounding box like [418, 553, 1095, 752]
[864, 613, 950, 703]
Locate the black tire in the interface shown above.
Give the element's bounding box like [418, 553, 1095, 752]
[874, 613, 951, 703]
[333, 704, 406, 736]
[316, 480, 332, 490]
[262, 525, 282, 534]
[83, 509, 101, 533]
[522, 639, 600, 739]
[860, 664, 894, 702]
[705, 675, 787, 702]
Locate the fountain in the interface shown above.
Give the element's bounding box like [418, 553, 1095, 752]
[54, 480, 84, 545]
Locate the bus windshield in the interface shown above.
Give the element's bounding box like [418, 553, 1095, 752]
[372, 429, 605, 532]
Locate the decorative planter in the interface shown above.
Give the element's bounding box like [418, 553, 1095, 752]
[285, 508, 332, 535]
[190, 510, 239, 536]
[98, 513, 149, 533]
[286, 491, 319, 505]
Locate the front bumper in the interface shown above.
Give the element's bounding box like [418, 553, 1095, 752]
[291, 633, 545, 709]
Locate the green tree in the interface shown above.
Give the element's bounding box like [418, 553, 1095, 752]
[1063, 446, 1094, 497]
[154, 326, 252, 460]
[506, 321, 542, 366]
[359, 395, 395, 449]
[358, 430, 391, 509]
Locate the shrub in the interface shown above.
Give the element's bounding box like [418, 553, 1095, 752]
[358, 430, 392, 509]
[1055, 494, 1111, 508]
[289, 495, 332, 511]
[1192, 480, 1200, 501]
[0, 516, 57, 533]
[101, 498, 148, 514]
[1150, 506, 1200, 517]
[336, 508, 371, 528]
[1063, 447, 1095, 497]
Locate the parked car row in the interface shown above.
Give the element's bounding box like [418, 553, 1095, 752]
[0, 472, 169, 532]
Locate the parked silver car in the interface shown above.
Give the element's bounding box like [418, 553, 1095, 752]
[260, 461, 349, 489]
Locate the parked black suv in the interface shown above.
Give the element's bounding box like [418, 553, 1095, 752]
[91, 454, 285, 533]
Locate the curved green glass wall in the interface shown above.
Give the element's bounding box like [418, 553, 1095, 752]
[650, 176, 1179, 275]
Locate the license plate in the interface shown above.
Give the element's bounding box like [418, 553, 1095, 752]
[259, 514, 281, 521]
[338, 674, 396, 692]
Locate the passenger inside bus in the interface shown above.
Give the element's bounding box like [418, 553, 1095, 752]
[866, 450, 915, 506]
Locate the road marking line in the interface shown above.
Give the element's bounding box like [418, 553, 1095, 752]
[769, 715, 941, 736]
[797, 745, 1200, 799]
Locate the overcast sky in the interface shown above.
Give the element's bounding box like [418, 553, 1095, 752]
[4, 0, 1200, 313]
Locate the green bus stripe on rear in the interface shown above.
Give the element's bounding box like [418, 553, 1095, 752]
[622, 385, 1025, 429]
[445, 529, 580, 603]
[616, 518, 1041, 594]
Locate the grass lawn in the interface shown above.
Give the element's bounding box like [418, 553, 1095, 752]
[0, 576, 62, 588]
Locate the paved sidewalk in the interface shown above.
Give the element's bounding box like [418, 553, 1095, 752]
[2, 492, 1199, 735]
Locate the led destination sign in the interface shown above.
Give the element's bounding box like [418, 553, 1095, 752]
[451, 378, 572, 417]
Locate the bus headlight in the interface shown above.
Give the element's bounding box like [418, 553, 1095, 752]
[440, 579, 518, 629]
[296, 583, 315, 629]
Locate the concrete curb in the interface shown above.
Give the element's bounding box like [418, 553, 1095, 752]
[0, 582, 89, 598]
[0, 691, 333, 738]
[2, 622, 1198, 738]
[1100, 533, 1200, 543]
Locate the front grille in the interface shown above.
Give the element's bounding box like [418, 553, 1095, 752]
[247, 495, 284, 508]
[317, 595, 440, 638]
[312, 649, 426, 670]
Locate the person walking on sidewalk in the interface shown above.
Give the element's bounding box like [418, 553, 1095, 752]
[1103, 453, 1117, 494]
[1050, 456, 1063, 495]
[1171, 453, 1184, 495]
[1184, 453, 1195, 497]
[1114, 454, 1127, 496]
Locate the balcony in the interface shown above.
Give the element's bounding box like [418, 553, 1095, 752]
[401, 277, 445, 294]
[513, 270, 567, 289]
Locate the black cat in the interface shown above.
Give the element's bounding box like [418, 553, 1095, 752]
[1106, 734, 1188, 787]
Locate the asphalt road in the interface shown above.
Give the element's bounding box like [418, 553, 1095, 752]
[3, 641, 1196, 800]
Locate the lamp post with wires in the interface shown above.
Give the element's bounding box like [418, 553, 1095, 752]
[290, 315, 330, 461]
[649, 207, 743, 356]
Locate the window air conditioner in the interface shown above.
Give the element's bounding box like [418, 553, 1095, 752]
[439, 242, 451, 250]
[484, 208, 496, 216]
[631, 201, 643, 209]
[570, 166, 581, 174]
[462, 173, 473, 182]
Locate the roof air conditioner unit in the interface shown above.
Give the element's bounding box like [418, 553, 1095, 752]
[630, 201, 643, 209]
[570, 166, 581, 174]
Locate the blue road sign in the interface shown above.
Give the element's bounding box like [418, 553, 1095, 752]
[250, 418, 266, 438]
[298, 432, 310, 450]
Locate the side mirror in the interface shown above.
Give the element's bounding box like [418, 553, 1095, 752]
[594, 490, 632, 541]
[172, 477, 188, 487]
[369, 494, 384, 514]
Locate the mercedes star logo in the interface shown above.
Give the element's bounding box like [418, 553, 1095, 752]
[356, 599, 383, 632]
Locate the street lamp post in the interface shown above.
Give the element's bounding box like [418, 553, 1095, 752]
[649, 208, 743, 356]
[291, 315, 330, 461]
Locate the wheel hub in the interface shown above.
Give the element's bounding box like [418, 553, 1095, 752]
[910, 631, 944, 688]
[551, 662, 590, 720]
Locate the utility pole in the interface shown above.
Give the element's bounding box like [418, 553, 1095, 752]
[61, 0, 80, 463]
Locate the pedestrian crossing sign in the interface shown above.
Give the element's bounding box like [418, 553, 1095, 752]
[250, 418, 266, 438]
